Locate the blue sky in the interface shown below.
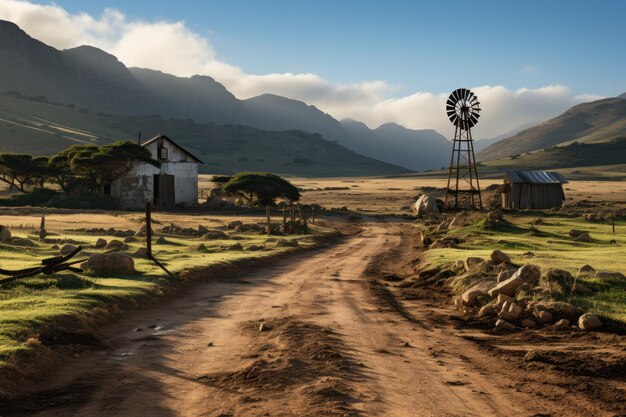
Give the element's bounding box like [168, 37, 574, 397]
[32, 0, 626, 97]
[2, 0, 625, 136]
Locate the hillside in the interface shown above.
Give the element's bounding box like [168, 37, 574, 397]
[0, 19, 451, 171]
[0, 93, 408, 176]
[480, 137, 626, 174]
[477, 97, 626, 161]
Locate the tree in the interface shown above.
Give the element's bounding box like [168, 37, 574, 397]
[0, 153, 41, 192]
[222, 172, 300, 206]
[222, 172, 300, 234]
[49, 141, 159, 192]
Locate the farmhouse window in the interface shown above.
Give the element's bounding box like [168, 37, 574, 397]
[159, 146, 168, 161]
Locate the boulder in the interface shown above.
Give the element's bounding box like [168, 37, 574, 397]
[498, 301, 523, 321]
[478, 304, 499, 318]
[105, 240, 125, 250]
[579, 264, 595, 274]
[0, 226, 11, 242]
[413, 194, 440, 217]
[132, 247, 149, 258]
[569, 229, 586, 238]
[496, 293, 514, 307]
[490, 250, 511, 265]
[554, 319, 570, 329]
[123, 236, 137, 243]
[451, 260, 465, 272]
[9, 237, 35, 247]
[578, 313, 602, 331]
[94, 238, 107, 249]
[461, 280, 497, 305]
[194, 243, 209, 252]
[82, 252, 135, 275]
[535, 310, 554, 325]
[487, 210, 503, 222]
[60, 244, 77, 255]
[494, 319, 515, 331]
[521, 319, 537, 328]
[227, 220, 243, 229]
[574, 233, 592, 242]
[204, 230, 228, 240]
[465, 257, 485, 272]
[198, 225, 210, 234]
[276, 239, 299, 248]
[246, 244, 265, 251]
[497, 269, 514, 283]
[488, 275, 524, 297]
[516, 264, 541, 285]
[228, 242, 243, 251]
[596, 271, 626, 280]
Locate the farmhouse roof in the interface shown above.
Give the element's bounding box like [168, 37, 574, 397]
[141, 134, 204, 164]
[505, 170, 568, 184]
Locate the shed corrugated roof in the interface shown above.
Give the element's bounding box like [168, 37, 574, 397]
[505, 170, 568, 184]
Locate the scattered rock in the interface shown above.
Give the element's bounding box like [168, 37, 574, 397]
[9, 237, 35, 247]
[497, 269, 514, 283]
[123, 236, 137, 243]
[535, 310, 554, 325]
[498, 301, 523, 321]
[461, 280, 497, 305]
[490, 250, 511, 264]
[521, 319, 537, 328]
[0, 226, 11, 242]
[478, 304, 499, 318]
[494, 319, 515, 331]
[596, 271, 626, 280]
[50, 244, 60, 250]
[105, 240, 125, 250]
[572, 283, 593, 295]
[204, 230, 228, 240]
[82, 252, 135, 275]
[132, 247, 149, 258]
[569, 229, 586, 238]
[198, 225, 210, 234]
[579, 264, 596, 274]
[259, 323, 270, 332]
[465, 257, 485, 272]
[227, 220, 243, 229]
[59, 244, 77, 255]
[554, 319, 571, 329]
[496, 294, 514, 307]
[578, 313, 602, 331]
[524, 350, 544, 362]
[276, 239, 299, 248]
[155, 236, 167, 244]
[94, 238, 107, 249]
[413, 194, 440, 217]
[487, 210, 503, 222]
[194, 243, 209, 252]
[574, 233, 592, 242]
[228, 242, 244, 251]
[246, 244, 265, 251]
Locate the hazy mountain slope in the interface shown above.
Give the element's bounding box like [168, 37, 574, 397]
[619, 92, 626, 99]
[241, 94, 349, 141]
[129, 68, 243, 124]
[473, 122, 537, 152]
[477, 98, 626, 161]
[339, 119, 451, 171]
[0, 19, 451, 171]
[0, 92, 408, 176]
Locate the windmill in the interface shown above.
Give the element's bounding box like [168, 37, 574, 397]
[444, 88, 483, 211]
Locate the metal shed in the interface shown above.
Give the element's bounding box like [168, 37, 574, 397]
[502, 170, 568, 209]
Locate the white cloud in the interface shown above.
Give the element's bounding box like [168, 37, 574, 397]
[0, 0, 603, 138]
[520, 65, 540, 74]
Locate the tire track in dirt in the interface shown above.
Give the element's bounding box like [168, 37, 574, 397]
[0, 220, 602, 416]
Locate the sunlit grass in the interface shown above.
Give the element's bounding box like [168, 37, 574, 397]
[423, 212, 626, 321]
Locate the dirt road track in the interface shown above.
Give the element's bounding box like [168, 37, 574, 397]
[0, 222, 613, 416]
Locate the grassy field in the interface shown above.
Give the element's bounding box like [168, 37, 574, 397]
[0, 210, 333, 363]
[420, 211, 626, 320]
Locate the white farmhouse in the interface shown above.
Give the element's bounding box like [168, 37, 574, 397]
[108, 134, 203, 210]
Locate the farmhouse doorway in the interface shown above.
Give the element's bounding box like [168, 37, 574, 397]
[153, 174, 175, 209]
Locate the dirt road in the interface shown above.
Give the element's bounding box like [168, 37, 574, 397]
[1, 222, 616, 416]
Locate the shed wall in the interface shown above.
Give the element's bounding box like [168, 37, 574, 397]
[503, 183, 565, 209]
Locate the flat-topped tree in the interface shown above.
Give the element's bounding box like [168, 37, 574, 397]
[222, 172, 300, 234]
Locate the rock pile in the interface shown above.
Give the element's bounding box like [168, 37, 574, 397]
[455, 250, 603, 332]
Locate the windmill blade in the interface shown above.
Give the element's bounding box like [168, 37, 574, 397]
[446, 103, 456, 111]
[446, 98, 457, 107]
[469, 115, 479, 125]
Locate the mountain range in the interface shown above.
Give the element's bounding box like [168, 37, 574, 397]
[0, 20, 451, 172]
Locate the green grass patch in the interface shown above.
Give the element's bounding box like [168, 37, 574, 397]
[424, 212, 626, 321]
[0, 225, 334, 364]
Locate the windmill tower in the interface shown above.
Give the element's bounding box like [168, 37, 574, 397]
[444, 88, 483, 211]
